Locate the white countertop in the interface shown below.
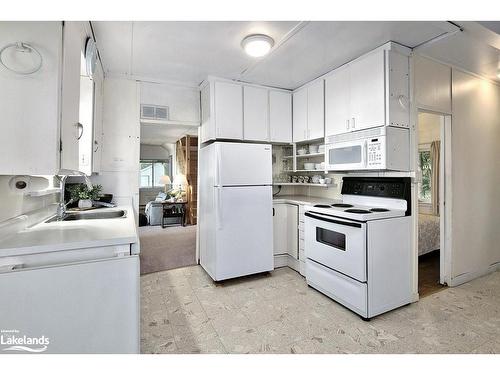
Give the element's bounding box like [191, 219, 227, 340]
[0, 206, 139, 257]
[273, 194, 336, 206]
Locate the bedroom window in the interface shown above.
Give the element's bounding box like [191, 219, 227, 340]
[140, 159, 172, 188]
[418, 149, 432, 204]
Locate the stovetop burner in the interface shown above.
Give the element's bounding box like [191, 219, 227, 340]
[370, 208, 390, 212]
[314, 204, 331, 208]
[331, 203, 354, 208]
[344, 209, 372, 214]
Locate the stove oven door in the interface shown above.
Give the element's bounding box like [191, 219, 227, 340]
[304, 211, 367, 282]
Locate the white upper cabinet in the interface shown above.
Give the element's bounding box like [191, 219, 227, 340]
[349, 49, 386, 131]
[214, 81, 243, 140]
[269, 90, 292, 143]
[200, 77, 292, 144]
[243, 85, 269, 141]
[325, 65, 350, 136]
[60, 21, 87, 171]
[91, 64, 104, 174]
[307, 79, 325, 140]
[324, 42, 410, 140]
[0, 21, 90, 175]
[293, 80, 325, 143]
[292, 87, 308, 143]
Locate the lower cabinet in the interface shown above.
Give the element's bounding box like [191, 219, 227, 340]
[273, 203, 298, 269]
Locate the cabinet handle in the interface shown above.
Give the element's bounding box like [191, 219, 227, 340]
[351, 117, 355, 129]
[76, 122, 84, 140]
[346, 119, 350, 130]
[273, 208, 275, 216]
[93, 140, 99, 153]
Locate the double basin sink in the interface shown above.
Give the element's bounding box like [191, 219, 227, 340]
[46, 210, 126, 223]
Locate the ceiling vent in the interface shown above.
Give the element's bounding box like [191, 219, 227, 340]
[141, 104, 169, 121]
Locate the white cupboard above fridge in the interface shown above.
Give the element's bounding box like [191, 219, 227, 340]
[325, 42, 410, 141]
[200, 77, 292, 144]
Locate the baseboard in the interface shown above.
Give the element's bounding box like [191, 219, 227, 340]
[274, 254, 301, 273]
[449, 263, 500, 287]
[274, 254, 288, 268]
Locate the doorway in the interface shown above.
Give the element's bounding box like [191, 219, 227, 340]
[416, 111, 451, 297]
[137, 122, 199, 275]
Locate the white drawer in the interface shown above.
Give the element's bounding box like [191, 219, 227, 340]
[306, 259, 368, 317]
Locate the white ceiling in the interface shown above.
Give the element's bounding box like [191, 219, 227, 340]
[92, 21, 469, 89]
[140, 123, 197, 145]
[418, 22, 500, 82]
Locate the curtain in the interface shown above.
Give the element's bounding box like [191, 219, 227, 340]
[430, 140, 441, 215]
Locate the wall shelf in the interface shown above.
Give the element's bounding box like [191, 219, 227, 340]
[294, 169, 325, 172]
[295, 152, 324, 158]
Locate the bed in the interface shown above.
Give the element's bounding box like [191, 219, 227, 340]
[418, 213, 440, 256]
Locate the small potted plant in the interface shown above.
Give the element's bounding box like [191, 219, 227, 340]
[68, 184, 102, 209]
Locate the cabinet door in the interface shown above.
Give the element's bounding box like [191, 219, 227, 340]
[0, 21, 61, 175]
[60, 21, 85, 171]
[214, 81, 243, 140]
[349, 49, 386, 131]
[92, 64, 104, 174]
[269, 90, 292, 143]
[243, 85, 269, 141]
[307, 79, 325, 140]
[325, 66, 351, 137]
[273, 203, 298, 258]
[292, 88, 308, 143]
[273, 204, 288, 256]
[285, 204, 299, 259]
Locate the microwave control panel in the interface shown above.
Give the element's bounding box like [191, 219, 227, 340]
[366, 138, 385, 168]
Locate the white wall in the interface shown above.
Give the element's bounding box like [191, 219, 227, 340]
[140, 81, 200, 124]
[140, 144, 171, 160]
[0, 176, 58, 223]
[91, 78, 140, 215]
[418, 112, 441, 145]
[450, 69, 500, 283]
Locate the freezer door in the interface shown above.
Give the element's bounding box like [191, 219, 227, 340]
[215, 142, 272, 186]
[214, 185, 273, 280]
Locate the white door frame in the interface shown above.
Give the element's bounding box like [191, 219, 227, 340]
[415, 109, 452, 288]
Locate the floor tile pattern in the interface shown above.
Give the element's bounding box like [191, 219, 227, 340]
[141, 266, 500, 354]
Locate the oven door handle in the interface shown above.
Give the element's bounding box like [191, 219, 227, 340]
[305, 212, 362, 228]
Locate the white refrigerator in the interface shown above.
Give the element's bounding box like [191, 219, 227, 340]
[199, 142, 274, 281]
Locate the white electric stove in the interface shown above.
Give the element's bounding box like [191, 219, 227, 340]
[304, 177, 413, 319]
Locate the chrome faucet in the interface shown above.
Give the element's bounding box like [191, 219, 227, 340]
[56, 169, 93, 219]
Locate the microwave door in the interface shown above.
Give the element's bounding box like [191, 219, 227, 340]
[327, 140, 366, 171]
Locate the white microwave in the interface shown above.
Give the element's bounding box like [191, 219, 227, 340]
[325, 126, 409, 171]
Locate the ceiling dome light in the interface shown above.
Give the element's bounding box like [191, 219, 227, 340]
[241, 34, 274, 57]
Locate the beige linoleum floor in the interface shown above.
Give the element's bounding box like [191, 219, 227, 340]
[140, 266, 500, 354]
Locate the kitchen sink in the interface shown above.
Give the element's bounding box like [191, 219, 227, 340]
[46, 210, 127, 223]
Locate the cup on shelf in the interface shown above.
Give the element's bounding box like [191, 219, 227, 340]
[297, 148, 307, 155]
[319, 178, 326, 184]
[308, 144, 319, 154]
[312, 175, 321, 183]
[318, 144, 325, 154]
[303, 162, 315, 170]
[324, 177, 332, 185]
